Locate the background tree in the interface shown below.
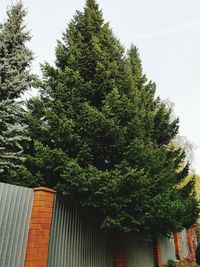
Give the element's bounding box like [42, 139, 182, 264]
[17, 0, 199, 237]
[0, 2, 33, 181]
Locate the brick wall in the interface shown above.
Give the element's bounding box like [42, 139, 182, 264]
[24, 187, 55, 267]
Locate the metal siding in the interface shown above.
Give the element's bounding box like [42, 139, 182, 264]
[47, 197, 114, 267]
[127, 232, 155, 267]
[180, 229, 189, 257]
[0, 182, 33, 267]
[160, 237, 176, 264]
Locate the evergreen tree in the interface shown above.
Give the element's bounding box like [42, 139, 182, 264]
[0, 2, 33, 178]
[21, 0, 198, 237]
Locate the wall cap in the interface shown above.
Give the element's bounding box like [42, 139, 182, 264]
[33, 187, 56, 193]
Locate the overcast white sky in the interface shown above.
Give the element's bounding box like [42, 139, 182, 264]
[1, 0, 200, 173]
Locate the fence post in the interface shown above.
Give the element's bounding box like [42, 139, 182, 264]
[187, 229, 194, 252]
[154, 240, 162, 267]
[24, 187, 55, 267]
[174, 232, 181, 260]
[115, 236, 127, 267]
[186, 227, 196, 262]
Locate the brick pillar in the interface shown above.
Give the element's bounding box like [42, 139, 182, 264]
[174, 232, 181, 260]
[187, 229, 194, 252]
[24, 187, 55, 267]
[115, 237, 127, 267]
[186, 228, 196, 261]
[154, 240, 162, 267]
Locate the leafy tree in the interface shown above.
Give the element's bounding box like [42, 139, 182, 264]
[19, 0, 199, 237]
[0, 2, 33, 179]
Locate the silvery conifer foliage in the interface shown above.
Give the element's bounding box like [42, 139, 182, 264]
[0, 2, 33, 175]
[0, 99, 29, 173]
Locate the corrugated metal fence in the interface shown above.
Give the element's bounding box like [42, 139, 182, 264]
[180, 229, 189, 257]
[127, 233, 155, 267]
[0, 182, 195, 267]
[47, 197, 115, 267]
[0, 182, 33, 267]
[160, 236, 176, 265]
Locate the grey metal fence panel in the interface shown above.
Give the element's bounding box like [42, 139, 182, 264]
[180, 229, 189, 257]
[0, 182, 33, 267]
[47, 197, 115, 267]
[127, 233, 155, 267]
[160, 236, 176, 264]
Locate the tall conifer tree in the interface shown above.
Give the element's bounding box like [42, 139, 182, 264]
[22, 0, 198, 237]
[0, 2, 33, 178]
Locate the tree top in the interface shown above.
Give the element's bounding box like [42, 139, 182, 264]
[86, 0, 99, 10]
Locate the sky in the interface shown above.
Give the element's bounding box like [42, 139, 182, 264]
[1, 0, 200, 173]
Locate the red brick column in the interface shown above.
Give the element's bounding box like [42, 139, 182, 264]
[155, 240, 162, 267]
[187, 228, 194, 252]
[174, 232, 181, 260]
[186, 228, 196, 261]
[116, 237, 127, 267]
[24, 187, 55, 267]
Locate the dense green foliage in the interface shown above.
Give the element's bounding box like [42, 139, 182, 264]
[10, 0, 199, 237]
[0, 2, 33, 178]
